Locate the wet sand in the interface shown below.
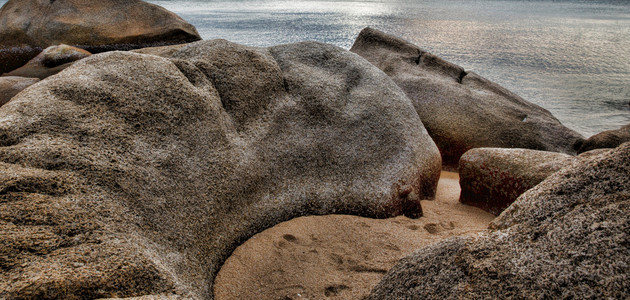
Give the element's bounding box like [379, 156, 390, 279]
[214, 171, 495, 299]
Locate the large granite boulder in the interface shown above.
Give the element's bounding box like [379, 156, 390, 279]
[459, 148, 574, 215]
[0, 40, 441, 299]
[3, 44, 91, 79]
[0, 76, 39, 107]
[350, 27, 584, 168]
[578, 123, 630, 153]
[368, 142, 630, 299]
[0, 0, 201, 74]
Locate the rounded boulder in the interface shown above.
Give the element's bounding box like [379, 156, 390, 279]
[368, 142, 630, 299]
[3, 44, 91, 79]
[578, 123, 630, 153]
[458, 148, 574, 215]
[0, 40, 441, 299]
[0, 0, 201, 73]
[350, 27, 584, 168]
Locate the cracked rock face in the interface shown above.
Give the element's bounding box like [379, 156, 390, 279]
[0, 40, 441, 299]
[368, 142, 630, 299]
[0, 0, 201, 74]
[459, 148, 574, 215]
[350, 27, 584, 168]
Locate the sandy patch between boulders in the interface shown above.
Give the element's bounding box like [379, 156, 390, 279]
[214, 171, 495, 299]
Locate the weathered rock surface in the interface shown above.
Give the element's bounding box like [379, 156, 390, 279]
[3, 44, 91, 79]
[578, 123, 630, 153]
[102, 295, 182, 300]
[0, 40, 441, 299]
[350, 27, 584, 168]
[131, 44, 190, 58]
[0, 0, 201, 74]
[459, 148, 574, 215]
[368, 142, 630, 299]
[0, 76, 39, 107]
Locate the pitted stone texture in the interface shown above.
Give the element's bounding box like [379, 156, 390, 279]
[0, 0, 201, 73]
[578, 123, 630, 153]
[368, 143, 630, 299]
[3, 44, 91, 79]
[0, 76, 39, 107]
[101, 295, 183, 300]
[0, 40, 441, 299]
[459, 148, 574, 215]
[350, 27, 584, 168]
[131, 44, 190, 58]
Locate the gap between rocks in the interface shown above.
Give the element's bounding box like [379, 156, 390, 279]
[213, 171, 495, 300]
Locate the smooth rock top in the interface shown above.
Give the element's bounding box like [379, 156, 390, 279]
[578, 123, 630, 153]
[0, 76, 39, 106]
[459, 148, 574, 215]
[0, 40, 441, 299]
[350, 27, 584, 168]
[3, 44, 91, 79]
[0, 0, 201, 73]
[368, 142, 630, 299]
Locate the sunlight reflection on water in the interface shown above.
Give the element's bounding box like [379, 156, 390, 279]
[1, 0, 628, 137]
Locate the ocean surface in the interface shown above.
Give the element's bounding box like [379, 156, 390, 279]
[2, 0, 629, 137]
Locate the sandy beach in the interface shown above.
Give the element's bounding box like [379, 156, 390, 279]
[214, 171, 495, 299]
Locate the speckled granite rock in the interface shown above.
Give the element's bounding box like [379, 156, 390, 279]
[0, 76, 39, 107]
[131, 44, 190, 58]
[350, 27, 584, 168]
[0, 40, 441, 299]
[0, 0, 201, 74]
[368, 142, 630, 299]
[3, 44, 91, 79]
[100, 295, 183, 300]
[578, 123, 630, 153]
[459, 148, 574, 215]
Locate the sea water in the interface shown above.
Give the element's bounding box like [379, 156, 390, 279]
[2, 0, 628, 137]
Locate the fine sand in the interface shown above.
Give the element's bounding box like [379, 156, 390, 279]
[214, 171, 495, 299]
